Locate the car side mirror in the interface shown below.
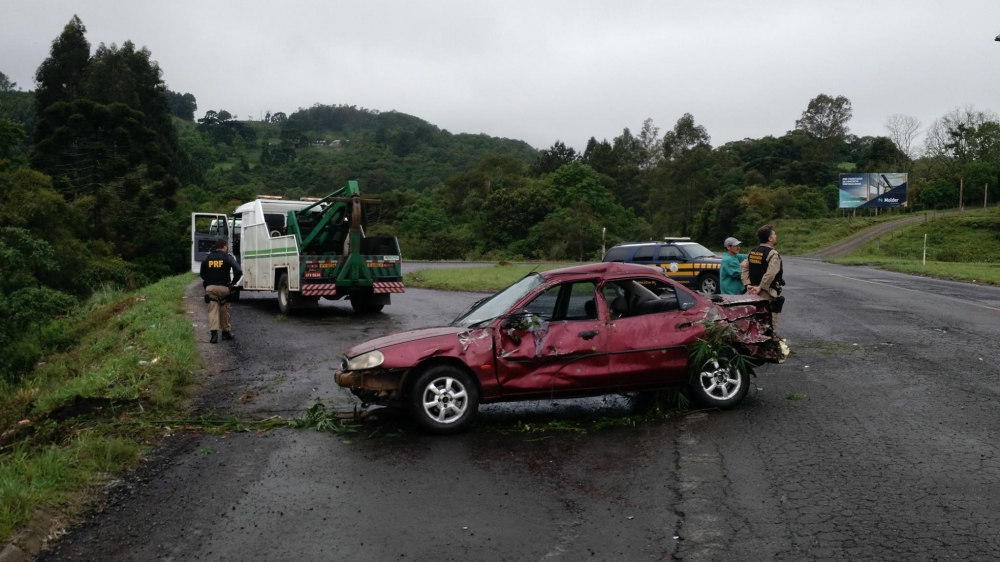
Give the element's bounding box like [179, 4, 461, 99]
[501, 311, 534, 331]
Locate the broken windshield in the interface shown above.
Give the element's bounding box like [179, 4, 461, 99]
[451, 273, 545, 328]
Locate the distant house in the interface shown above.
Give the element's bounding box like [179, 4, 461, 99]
[331, 140, 341, 147]
[312, 139, 328, 147]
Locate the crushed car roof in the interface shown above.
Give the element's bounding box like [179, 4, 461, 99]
[539, 262, 663, 279]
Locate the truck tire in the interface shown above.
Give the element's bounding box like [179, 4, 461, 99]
[228, 288, 241, 302]
[277, 273, 292, 315]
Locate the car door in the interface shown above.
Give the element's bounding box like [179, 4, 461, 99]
[603, 277, 700, 390]
[494, 279, 610, 397]
[656, 245, 694, 287]
[190, 213, 230, 273]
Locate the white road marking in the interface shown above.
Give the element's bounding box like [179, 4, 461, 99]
[821, 271, 1000, 313]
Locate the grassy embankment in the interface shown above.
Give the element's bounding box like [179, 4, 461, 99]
[0, 274, 200, 543]
[775, 212, 919, 255]
[829, 208, 1000, 285]
[404, 263, 572, 292]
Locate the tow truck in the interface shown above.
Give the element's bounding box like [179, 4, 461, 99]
[191, 181, 404, 313]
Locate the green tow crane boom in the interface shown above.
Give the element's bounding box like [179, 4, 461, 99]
[284, 181, 403, 313]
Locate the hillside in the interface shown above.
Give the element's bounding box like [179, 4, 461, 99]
[830, 208, 1000, 285]
[187, 104, 538, 196]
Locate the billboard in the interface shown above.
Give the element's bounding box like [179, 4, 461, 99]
[839, 173, 908, 208]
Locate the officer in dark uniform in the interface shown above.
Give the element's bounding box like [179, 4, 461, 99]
[740, 224, 785, 334]
[200, 238, 243, 343]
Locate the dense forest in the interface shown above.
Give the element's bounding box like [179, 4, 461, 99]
[2, 16, 999, 379]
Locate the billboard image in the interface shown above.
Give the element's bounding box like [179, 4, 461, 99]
[838, 173, 908, 208]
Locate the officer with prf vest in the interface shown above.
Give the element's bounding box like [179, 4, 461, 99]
[200, 238, 243, 344]
[740, 224, 784, 334]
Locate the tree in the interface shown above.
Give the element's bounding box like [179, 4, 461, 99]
[30, 22, 185, 264]
[637, 118, 662, 168]
[0, 71, 17, 92]
[530, 140, 577, 176]
[271, 111, 287, 125]
[611, 128, 648, 212]
[166, 90, 197, 120]
[0, 113, 25, 160]
[795, 94, 852, 140]
[857, 137, 908, 174]
[33, 16, 90, 115]
[884, 114, 921, 160]
[662, 113, 711, 160]
[581, 137, 616, 176]
[923, 105, 997, 159]
[482, 181, 552, 249]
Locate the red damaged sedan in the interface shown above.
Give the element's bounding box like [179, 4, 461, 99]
[335, 263, 785, 434]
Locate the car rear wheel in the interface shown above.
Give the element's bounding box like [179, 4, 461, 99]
[698, 273, 720, 294]
[690, 358, 749, 409]
[410, 365, 479, 434]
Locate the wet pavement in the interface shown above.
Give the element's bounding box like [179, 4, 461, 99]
[39, 259, 1000, 561]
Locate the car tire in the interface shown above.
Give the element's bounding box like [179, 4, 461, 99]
[689, 357, 749, 409]
[698, 273, 720, 294]
[409, 365, 480, 434]
[277, 273, 291, 315]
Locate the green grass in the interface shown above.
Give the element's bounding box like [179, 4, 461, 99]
[0, 274, 199, 542]
[830, 257, 1000, 286]
[829, 208, 1000, 285]
[404, 263, 572, 292]
[776, 212, 917, 255]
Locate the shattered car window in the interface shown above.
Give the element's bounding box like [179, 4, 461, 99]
[451, 273, 545, 328]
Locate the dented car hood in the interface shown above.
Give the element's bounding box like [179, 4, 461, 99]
[343, 326, 468, 358]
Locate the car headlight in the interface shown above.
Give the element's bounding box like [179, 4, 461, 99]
[344, 350, 384, 371]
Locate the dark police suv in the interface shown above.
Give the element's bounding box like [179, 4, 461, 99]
[601, 238, 722, 294]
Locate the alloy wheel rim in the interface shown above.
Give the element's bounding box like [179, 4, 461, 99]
[702, 278, 718, 293]
[699, 359, 741, 400]
[422, 376, 469, 424]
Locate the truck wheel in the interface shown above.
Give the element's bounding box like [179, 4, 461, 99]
[698, 273, 720, 294]
[277, 273, 291, 315]
[228, 289, 241, 302]
[351, 297, 384, 314]
[409, 365, 479, 434]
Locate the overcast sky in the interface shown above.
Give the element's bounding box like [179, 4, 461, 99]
[2, 0, 999, 150]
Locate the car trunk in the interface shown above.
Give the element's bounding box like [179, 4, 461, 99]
[710, 295, 786, 363]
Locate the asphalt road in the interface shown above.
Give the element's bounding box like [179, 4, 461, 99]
[39, 259, 1000, 561]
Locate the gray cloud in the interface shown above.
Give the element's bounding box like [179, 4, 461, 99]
[2, 0, 999, 150]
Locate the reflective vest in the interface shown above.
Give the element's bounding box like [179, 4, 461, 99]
[200, 251, 239, 287]
[747, 245, 784, 290]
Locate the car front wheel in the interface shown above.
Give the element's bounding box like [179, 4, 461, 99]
[690, 358, 749, 409]
[410, 365, 479, 434]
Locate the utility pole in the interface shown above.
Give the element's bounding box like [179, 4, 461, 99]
[959, 177, 964, 213]
[986, 183, 989, 210]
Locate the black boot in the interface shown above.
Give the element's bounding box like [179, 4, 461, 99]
[221, 331, 234, 341]
[210, 330, 219, 344]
